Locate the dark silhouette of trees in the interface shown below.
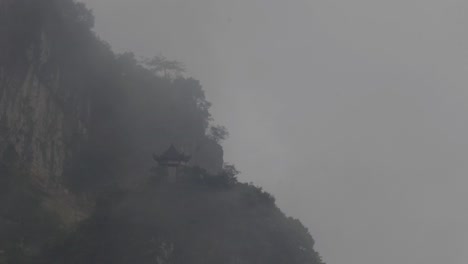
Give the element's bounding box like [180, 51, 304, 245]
[208, 125, 229, 143]
[144, 55, 185, 79]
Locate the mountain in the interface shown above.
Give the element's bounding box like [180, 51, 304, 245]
[0, 1, 324, 263]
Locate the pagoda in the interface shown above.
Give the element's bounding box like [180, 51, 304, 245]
[153, 144, 191, 182]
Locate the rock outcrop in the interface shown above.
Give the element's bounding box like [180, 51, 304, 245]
[0, 0, 90, 186]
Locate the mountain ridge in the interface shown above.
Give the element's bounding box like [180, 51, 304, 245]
[0, 1, 324, 263]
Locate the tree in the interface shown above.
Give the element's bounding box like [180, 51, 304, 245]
[144, 55, 185, 79]
[74, 2, 95, 29]
[208, 125, 229, 143]
[222, 163, 240, 178]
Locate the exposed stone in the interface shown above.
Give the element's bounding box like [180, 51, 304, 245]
[0, 11, 90, 187]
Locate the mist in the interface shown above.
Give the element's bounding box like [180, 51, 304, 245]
[78, 1, 468, 264]
[1, 0, 467, 263]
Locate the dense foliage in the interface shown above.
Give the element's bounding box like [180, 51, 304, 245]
[43, 171, 322, 264]
[0, 0, 324, 263]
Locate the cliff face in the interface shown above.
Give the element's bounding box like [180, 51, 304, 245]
[0, 0, 90, 186]
[0, 2, 325, 264]
[0, 0, 223, 189]
[0, 1, 226, 259]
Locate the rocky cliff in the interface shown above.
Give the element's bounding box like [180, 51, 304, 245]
[0, 1, 323, 264]
[0, 0, 90, 187]
[0, 0, 223, 188]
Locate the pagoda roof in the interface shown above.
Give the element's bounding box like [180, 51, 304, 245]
[153, 144, 191, 163]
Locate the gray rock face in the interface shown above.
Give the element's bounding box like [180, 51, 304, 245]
[0, 0, 224, 188]
[0, 8, 90, 186]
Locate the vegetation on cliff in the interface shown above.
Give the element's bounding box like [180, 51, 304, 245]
[0, 1, 324, 263]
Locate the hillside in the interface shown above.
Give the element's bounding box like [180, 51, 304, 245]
[0, 0, 324, 263]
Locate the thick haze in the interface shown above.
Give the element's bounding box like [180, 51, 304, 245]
[80, 1, 468, 263]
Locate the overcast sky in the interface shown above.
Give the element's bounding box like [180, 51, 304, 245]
[79, 1, 468, 263]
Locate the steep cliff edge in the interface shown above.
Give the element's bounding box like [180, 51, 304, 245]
[0, 0, 223, 188]
[0, 0, 90, 186]
[44, 176, 324, 264]
[0, 1, 323, 264]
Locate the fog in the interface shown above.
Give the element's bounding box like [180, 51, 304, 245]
[80, 1, 468, 263]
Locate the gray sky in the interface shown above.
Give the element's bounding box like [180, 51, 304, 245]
[80, 0, 468, 263]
